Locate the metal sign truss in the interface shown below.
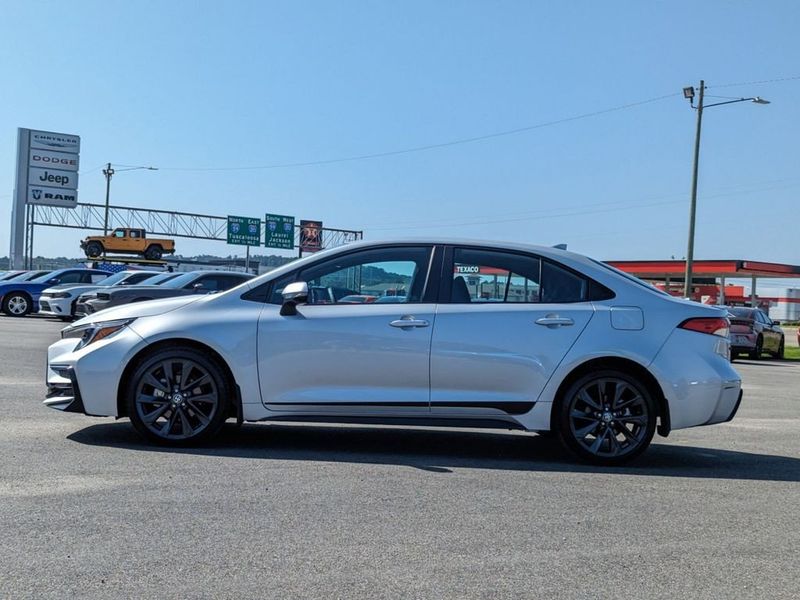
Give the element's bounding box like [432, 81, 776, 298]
[29, 202, 363, 249]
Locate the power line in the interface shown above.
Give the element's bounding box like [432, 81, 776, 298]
[365, 178, 800, 232]
[707, 74, 800, 89]
[117, 73, 799, 173]
[154, 92, 681, 172]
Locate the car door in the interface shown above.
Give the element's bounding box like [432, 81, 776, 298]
[430, 246, 595, 416]
[758, 311, 779, 352]
[256, 245, 437, 413]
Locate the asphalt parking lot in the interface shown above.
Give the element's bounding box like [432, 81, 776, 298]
[1, 317, 798, 599]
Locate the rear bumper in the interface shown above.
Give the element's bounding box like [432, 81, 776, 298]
[650, 328, 742, 430]
[730, 332, 756, 351]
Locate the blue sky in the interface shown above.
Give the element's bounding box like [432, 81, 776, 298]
[1, 0, 799, 264]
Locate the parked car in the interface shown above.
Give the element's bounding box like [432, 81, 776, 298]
[82, 270, 252, 314]
[0, 268, 110, 317]
[38, 270, 163, 321]
[46, 239, 742, 465]
[74, 272, 182, 318]
[80, 227, 176, 260]
[727, 306, 784, 359]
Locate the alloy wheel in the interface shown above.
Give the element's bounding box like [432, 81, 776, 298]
[134, 358, 219, 440]
[7, 295, 28, 315]
[567, 377, 650, 459]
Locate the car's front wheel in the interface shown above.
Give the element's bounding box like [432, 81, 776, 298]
[85, 241, 103, 258]
[2, 293, 31, 317]
[126, 347, 231, 445]
[556, 369, 657, 465]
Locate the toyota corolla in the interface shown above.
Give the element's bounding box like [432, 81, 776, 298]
[45, 240, 742, 464]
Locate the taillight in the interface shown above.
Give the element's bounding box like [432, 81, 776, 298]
[679, 317, 730, 337]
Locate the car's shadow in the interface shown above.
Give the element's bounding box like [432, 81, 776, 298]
[68, 422, 800, 482]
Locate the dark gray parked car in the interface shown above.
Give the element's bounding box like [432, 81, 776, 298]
[82, 270, 253, 315]
[727, 306, 785, 359]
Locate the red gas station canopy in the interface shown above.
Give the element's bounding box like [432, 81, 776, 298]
[606, 260, 800, 279]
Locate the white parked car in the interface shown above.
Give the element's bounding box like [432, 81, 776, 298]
[45, 240, 741, 464]
[38, 270, 164, 320]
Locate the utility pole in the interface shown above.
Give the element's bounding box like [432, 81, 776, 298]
[681, 81, 768, 299]
[102, 162, 115, 235]
[684, 80, 704, 298]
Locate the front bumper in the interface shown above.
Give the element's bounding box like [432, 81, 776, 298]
[44, 326, 146, 417]
[44, 366, 88, 413]
[75, 301, 94, 317]
[38, 296, 72, 316]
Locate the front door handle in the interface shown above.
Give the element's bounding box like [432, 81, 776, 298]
[535, 315, 574, 328]
[390, 316, 430, 329]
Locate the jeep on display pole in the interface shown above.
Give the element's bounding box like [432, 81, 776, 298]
[80, 228, 176, 260]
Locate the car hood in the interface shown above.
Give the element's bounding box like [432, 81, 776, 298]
[72, 294, 205, 326]
[42, 284, 98, 294]
[0, 282, 41, 293]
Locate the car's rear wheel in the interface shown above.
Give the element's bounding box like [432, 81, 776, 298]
[145, 245, 163, 260]
[749, 336, 763, 360]
[126, 347, 231, 445]
[556, 370, 657, 465]
[85, 241, 103, 258]
[2, 293, 31, 317]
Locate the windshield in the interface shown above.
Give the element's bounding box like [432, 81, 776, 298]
[94, 271, 133, 286]
[158, 272, 202, 288]
[27, 270, 64, 283]
[147, 273, 181, 285]
[5, 271, 50, 282]
[728, 307, 755, 318]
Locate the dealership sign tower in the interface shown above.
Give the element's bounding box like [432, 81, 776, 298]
[9, 128, 81, 268]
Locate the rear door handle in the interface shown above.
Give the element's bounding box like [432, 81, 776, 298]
[390, 316, 430, 329]
[535, 315, 574, 328]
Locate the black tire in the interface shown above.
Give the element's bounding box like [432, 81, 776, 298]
[774, 337, 785, 359]
[749, 336, 763, 360]
[145, 245, 163, 260]
[85, 241, 103, 258]
[2, 292, 32, 317]
[125, 347, 231, 446]
[556, 369, 657, 465]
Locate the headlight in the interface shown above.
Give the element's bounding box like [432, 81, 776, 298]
[61, 318, 136, 350]
[50, 292, 72, 299]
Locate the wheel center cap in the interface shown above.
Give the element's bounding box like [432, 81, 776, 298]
[171, 393, 184, 405]
[602, 411, 613, 423]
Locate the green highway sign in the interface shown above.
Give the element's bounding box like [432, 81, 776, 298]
[264, 213, 295, 250]
[227, 215, 261, 246]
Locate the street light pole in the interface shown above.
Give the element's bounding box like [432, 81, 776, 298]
[101, 164, 158, 235]
[681, 83, 769, 299]
[102, 162, 114, 235]
[684, 80, 704, 297]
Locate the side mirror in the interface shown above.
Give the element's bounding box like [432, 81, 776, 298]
[192, 282, 206, 293]
[772, 320, 780, 326]
[280, 281, 309, 316]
